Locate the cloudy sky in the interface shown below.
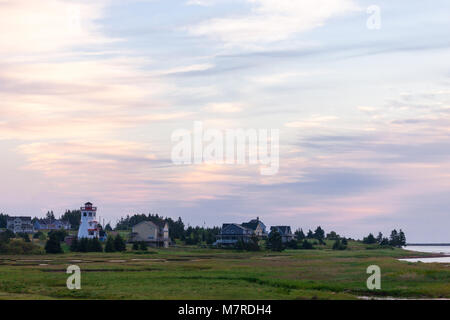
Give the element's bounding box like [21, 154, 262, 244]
[1, 0, 450, 242]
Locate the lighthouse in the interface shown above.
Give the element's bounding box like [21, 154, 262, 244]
[77, 202, 100, 239]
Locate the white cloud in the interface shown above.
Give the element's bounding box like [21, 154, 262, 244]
[187, 0, 359, 48]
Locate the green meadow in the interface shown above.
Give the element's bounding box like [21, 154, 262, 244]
[0, 241, 448, 300]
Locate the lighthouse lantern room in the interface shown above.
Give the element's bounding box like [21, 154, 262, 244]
[77, 202, 100, 239]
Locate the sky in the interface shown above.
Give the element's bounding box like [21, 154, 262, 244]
[1, 0, 450, 242]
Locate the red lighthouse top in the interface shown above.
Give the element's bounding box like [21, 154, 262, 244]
[81, 202, 97, 211]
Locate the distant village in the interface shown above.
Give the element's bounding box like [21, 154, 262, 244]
[1, 201, 406, 254]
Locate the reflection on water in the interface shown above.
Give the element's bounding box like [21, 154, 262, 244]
[400, 246, 450, 263]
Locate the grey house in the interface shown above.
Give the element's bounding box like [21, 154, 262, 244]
[215, 217, 268, 246]
[7, 217, 34, 234]
[270, 226, 294, 243]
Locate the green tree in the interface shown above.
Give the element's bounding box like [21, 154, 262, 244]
[295, 228, 306, 240]
[60, 210, 81, 230]
[332, 239, 347, 250]
[399, 230, 406, 246]
[89, 238, 103, 252]
[139, 241, 148, 251]
[45, 234, 62, 254]
[33, 231, 43, 239]
[267, 229, 284, 252]
[0, 213, 9, 228]
[70, 238, 79, 252]
[48, 230, 67, 242]
[376, 232, 383, 244]
[132, 242, 139, 250]
[363, 233, 377, 244]
[314, 226, 325, 241]
[301, 239, 314, 250]
[104, 223, 113, 231]
[46, 211, 55, 220]
[114, 234, 127, 252]
[104, 236, 116, 252]
[306, 230, 314, 239]
[78, 238, 89, 252]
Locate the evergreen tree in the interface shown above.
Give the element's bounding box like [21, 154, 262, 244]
[267, 229, 284, 252]
[78, 238, 89, 252]
[399, 230, 406, 246]
[45, 234, 62, 254]
[89, 238, 103, 252]
[376, 232, 383, 244]
[104, 236, 116, 252]
[139, 241, 148, 251]
[70, 238, 79, 252]
[301, 239, 314, 250]
[389, 229, 399, 247]
[363, 233, 377, 244]
[306, 229, 314, 239]
[114, 234, 127, 252]
[295, 228, 306, 240]
[313, 226, 325, 240]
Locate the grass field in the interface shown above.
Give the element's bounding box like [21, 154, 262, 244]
[0, 241, 449, 300]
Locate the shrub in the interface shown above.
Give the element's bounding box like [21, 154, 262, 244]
[33, 231, 44, 239]
[139, 242, 148, 251]
[266, 230, 284, 252]
[45, 235, 63, 254]
[332, 239, 347, 250]
[300, 240, 314, 250]
[0, 239, 42, 254]
[132, 242, 139, 251]
[114, 234, 127, 252]
[89, 238, 103, 252]
[105, 236, 116, 252]
[48, 230, 68, 243]
[70, 238, 79, 252]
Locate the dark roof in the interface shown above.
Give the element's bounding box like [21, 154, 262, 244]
[7, 216, 32, 221]
[36, 218, 70, 225]
[270, 226, 292, 235]
[85, 202, 93, 206]
[242, 218, 265, 230]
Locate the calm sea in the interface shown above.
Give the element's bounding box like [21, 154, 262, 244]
[400, 246, 450, 263]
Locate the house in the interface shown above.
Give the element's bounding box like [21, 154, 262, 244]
[242, 217, 268, 238]
[270, 226, 294, 243]
[129, 220, 170, 248]
[215, 217, 267, 246]
[215, 223, 254, 246]
[34, 218, 71, 231]
[6, 217, 34, 234]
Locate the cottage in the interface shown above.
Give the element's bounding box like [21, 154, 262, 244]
[129, 220, 170, 248]
[215, 217, 267, 246]
[6, 217, 34, 234]
[270, 226, 294, 243]
[34, 218, 71, 231]
[215, 223, 254, 246]
[242, 217, 267, 238]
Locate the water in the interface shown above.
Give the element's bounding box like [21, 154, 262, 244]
[400, 246, 450, 263]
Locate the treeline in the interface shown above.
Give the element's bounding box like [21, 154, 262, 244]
[362, 229, 406, 247]
[115, 214, 220, 244]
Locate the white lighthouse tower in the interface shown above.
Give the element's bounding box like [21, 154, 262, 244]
[77, 202, 99, 239]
